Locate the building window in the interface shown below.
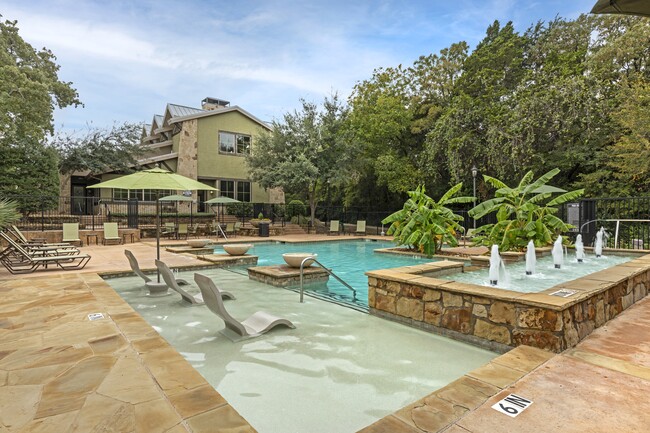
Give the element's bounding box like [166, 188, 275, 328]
[112, 188, 129, 200]
[236, 181, 251, 202]
[236, 135, 251, 155]
[219, 131, 251, 155]
[219, 180, 235, 198]
[111, 189, 172, 201]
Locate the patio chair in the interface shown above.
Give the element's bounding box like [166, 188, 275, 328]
[0, 233, 91, 274]
[124, 250, 189, 286]
[328, 220, 340, 236]
[355, 220, 366, 236]
[194, 273, 295, 341]
[177, 223, 189, 240]
[102, 222, 122, 245]
[187, 224, 199, 238]
[161, 222, 176, 239]
[155, 259, 235, 305]
[62, 223, 83, 246]
[234, 221, 242, 236]
[225, 222, 235, 237]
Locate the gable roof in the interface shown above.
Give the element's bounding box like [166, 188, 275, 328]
[167, 105, 271, 130]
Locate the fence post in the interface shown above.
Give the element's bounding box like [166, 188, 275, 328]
[40, 196, 45, 232]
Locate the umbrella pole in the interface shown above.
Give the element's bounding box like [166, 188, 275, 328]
[156, 194, 161, 282]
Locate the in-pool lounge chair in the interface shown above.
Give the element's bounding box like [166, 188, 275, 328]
[194, 273, 295, 341]
[124, 250, 189, 286]
[355, 220, 366, 236]
[102, 222, 122, 245]
[0, 233, 91, 274]
[328, 220, 340, 235]
[155, 259, 235, 305]
[62, 223, 83, 246]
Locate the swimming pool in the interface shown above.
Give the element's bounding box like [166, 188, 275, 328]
[107, 268, 496, 433]
[213, 240, 431, 309]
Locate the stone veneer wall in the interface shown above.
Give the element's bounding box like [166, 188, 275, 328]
[367, 255, 650, 353]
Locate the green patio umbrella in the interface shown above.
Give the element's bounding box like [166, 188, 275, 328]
[159, 194, 195, 226]
[88, 167, 217, 280]
[591, 0, 650, 17]
[205, 196, 240, 225]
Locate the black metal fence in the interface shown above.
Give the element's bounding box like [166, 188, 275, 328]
[5, 194, 650, 249]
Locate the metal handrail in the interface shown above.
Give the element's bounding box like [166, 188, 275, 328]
[299, 256, 357, 303]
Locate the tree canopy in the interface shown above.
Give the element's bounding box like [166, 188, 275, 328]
[0, 17, 80, 210]
[53, 122, 145, 175]
[246, 95, 349, 224]
[340, 14, 650, 210]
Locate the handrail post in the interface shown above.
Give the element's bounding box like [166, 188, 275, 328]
[299, 256, 357, 303]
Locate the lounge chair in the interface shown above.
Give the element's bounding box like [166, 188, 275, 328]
[0, 233, 91, 274]
[194, 273, 295, 341]
[0, 231, 79, 257]
[355, 220, 366, 236]
[10, 225, 57, 245]
[328, 220, 340, 236]
[62, 223, 83, 246]
[102, 222, 122, 245]
[124, 250, 189, 286]
[155, 259, 235, 305]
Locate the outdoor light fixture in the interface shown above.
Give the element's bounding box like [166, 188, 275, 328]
[471, 165, 478, 229]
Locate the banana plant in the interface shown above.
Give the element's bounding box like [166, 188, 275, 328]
[468, 168, 584, 251]
[382, 184, 474, 256]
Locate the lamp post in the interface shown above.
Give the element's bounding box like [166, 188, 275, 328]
[471, 165, 478, 229]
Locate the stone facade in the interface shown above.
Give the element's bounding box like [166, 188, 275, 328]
[248, 265, 330, 287]
[367, 255, 650, 353]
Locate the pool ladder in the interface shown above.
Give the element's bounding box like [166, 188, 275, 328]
[299, 256, 357, 303]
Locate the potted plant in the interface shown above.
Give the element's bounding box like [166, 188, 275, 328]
[249, 212, 271, 228]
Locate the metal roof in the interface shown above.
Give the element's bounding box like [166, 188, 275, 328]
[166, 103, 205, 118]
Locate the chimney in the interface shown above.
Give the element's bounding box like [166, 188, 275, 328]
[201, 97, 230, 111]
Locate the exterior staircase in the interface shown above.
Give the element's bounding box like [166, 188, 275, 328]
[282, 223, 307, 235]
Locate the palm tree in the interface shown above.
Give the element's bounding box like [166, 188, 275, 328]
[0, 199, 21, 231]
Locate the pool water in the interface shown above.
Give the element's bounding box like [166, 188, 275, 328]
[214, 240, 430, 309]
[444, 253, 633, 293]
[106, 268, 497, 433]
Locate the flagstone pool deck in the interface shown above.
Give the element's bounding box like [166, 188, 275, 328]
[0, 236, 648, 432]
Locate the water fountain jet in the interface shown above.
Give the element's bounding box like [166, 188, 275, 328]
[595, 227, 605, 258]
[489, 245, 501, 286]
[575, 234, 585, 263]
[525, 240, 536, 275]
[552, 236, 564, 269]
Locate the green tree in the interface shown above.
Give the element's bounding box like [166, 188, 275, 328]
[246, 95, 349, 225]
[0, 17, 80, 209]
[347, 42, 468, 203]
[468, 169, 584, 251]
[382, 184, 473, 256]
[426, 21, 527, 188]
[53, 122, 145, 175]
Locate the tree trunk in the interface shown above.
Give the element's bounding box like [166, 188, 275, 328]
[309, 182, 318, 230]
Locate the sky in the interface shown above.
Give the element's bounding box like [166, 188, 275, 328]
[2, 0, 597, 132]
